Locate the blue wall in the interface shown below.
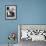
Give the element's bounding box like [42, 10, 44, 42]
[0, 0, 46, 44]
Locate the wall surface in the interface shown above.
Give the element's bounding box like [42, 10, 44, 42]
[0, 0, 46, 45]
[21, 25, 46, 30]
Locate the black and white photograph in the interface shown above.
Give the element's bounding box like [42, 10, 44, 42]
[18, 25, 46, 46]
[5, 5, 16, 20]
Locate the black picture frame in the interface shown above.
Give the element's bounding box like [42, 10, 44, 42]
[5, 5, 16, 20]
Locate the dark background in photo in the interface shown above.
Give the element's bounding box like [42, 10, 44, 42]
[7, 6, 15, 17]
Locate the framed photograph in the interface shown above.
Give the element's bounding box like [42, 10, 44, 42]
[18, 24, 46, 42]
[5, 5, 16, 20]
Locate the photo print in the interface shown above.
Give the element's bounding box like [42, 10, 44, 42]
[5, 5, 16, 20]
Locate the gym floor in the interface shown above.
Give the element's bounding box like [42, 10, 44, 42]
[19, 39, 46, 46]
